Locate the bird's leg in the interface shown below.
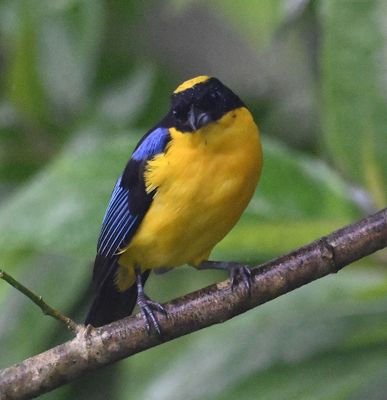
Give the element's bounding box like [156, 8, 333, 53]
[198, 261, 252, 292]
[135, 267, 167, 336]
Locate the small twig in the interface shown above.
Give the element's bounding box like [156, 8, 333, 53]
[0, 269, 81, 333]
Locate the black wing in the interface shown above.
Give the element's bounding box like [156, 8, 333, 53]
[92, 126, 171, 290]
[85, 126, 171, 326]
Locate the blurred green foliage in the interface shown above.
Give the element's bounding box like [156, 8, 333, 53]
[0, 1, 386, 399]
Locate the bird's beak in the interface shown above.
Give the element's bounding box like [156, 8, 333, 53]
[188, 105, 212, 131]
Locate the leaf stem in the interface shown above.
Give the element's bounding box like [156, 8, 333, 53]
[0, 269, 81, 333]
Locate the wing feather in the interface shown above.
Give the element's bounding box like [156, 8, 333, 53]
[92, 126, 171, 290]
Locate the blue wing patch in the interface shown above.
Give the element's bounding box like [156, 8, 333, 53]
[95, 128, 170, 269]
[97, 176, 139, 257]
[132, 127, 171, 161]
[87, 125, 171, 325]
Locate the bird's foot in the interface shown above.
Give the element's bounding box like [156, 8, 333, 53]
[137, 291, 167, 336]
[199, 261, 253, 293]
[135, 266, 167, 335]
[228, 264, 252, 292]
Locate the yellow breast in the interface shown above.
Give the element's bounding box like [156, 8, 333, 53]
[119, 107, 262, 273]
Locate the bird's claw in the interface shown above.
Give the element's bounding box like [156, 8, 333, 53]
[137, 294, 167, 336]
[229, 264, 252, 293]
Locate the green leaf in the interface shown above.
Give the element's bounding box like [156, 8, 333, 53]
[0, 129, 132, 366]
[4, 3, 48, 122]
[321, 0, 387, 207]
[206, 0, 283, 47]
[166, 0, 283, 47]
[37, 0, 104, 114]
[0, 130, 136, 263]
[96, 66, 155, 127]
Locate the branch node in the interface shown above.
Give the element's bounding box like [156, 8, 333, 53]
[321, 237, 340, 273]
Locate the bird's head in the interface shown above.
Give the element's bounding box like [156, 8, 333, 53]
[168, 76, 245, 132]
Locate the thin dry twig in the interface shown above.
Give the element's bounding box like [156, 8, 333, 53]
[0, 270, 81, 333]
[0, 208, 386, 400]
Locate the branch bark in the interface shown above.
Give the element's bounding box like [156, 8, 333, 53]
[1, 208, 386, 400]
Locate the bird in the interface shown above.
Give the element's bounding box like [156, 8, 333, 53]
[85, 75, 263, 333]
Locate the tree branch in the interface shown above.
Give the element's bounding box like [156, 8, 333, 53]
[0, 270, 81, 334]
[1, 208, 386, 400]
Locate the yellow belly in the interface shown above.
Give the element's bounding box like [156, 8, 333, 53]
[117, 107, 262, 289]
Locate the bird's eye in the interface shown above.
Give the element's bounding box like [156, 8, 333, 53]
[173, 105, 189, 121]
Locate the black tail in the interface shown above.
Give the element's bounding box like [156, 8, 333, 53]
[85, 268, 150, 328]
